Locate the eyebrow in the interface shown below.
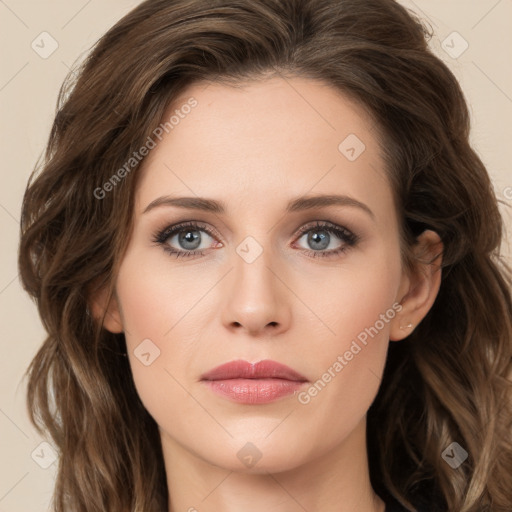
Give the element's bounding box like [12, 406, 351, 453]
[142, 194, 374, 219]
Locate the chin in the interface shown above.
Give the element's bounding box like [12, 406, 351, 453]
[211, 447, 308, 474]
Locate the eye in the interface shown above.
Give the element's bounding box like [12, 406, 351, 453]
[152, 220, 359, 259]
[293, 221, 359, 258]
[152, 221, 221, 258]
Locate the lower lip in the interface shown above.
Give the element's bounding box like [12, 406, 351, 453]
[202, 378, 307, 404]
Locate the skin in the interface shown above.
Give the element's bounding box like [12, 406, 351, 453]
[93, 76, 443, 512]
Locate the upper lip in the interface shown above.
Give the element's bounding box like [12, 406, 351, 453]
[200, 359, 308, 382]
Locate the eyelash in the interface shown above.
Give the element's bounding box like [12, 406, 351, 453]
[152, 220, 359, 259]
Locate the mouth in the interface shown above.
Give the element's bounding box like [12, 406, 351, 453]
[200, 359, 308, 404]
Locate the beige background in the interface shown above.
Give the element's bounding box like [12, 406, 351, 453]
[1, 1, 511, 510]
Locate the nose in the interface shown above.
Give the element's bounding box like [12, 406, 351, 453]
[220, 243, 291, 337]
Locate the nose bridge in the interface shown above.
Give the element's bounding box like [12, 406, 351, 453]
[220, 233, 290, 335]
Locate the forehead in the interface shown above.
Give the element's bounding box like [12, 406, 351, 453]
[135, 76, 392, 219]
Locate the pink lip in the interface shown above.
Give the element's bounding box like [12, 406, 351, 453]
[200, 359, 308, 404]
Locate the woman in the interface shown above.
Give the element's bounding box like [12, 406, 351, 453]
[18, 0, 512, 510]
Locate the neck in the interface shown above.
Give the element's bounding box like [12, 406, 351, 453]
[161, 416, 386, 512]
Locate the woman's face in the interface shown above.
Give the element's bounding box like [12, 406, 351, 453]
[105, 76, 412, 472]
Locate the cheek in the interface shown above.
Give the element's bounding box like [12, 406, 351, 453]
[303, 240, 401, 348]
[291, 249, 401, 443]
[115, 246, 213, 344]
[114, 249, 212, 426]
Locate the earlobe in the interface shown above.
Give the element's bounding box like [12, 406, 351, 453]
[86, 280, 124, 333]
[390, 230, 443, 341]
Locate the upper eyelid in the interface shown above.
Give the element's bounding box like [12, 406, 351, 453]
[163, 221, 221, 241]
[296, 220, 352, 234]
[158, 219, 354, 244]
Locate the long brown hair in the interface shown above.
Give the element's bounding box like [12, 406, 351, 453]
[18, 0, 512, 510]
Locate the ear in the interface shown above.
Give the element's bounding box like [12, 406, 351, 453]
[86, 279, 124, 333]
[390, 230, 443, 341]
